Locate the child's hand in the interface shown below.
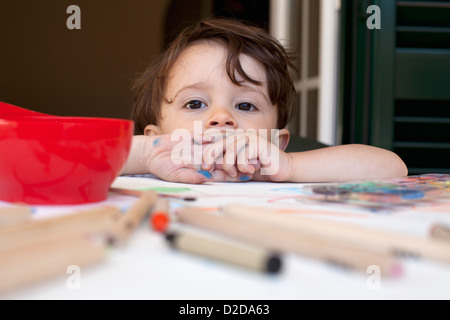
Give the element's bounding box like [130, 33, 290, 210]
[132, 134, 253, 183]
[200, 130, 293, 182]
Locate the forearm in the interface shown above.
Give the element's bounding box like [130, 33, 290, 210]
[120, 135, 153, 175]
[286, 144, 408, 183]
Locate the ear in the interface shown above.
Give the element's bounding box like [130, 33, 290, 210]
[144, 124, 161, 136]
[277, 128, 290, 151]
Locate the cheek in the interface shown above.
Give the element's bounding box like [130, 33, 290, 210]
[262, 110, 278, 129]
[159, 114, 198, 134]
[158, 107, 177, 133]
[270, 115, 278, 128]
[159, 121, 182, 134]
[157, 119, 173, 135]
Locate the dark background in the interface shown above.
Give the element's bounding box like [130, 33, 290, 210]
[0, 0, 268, 120]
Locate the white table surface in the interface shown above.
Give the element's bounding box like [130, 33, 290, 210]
[2, 176, 450, 300]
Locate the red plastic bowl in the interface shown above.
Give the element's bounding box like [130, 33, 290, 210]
[0, 102, 134, 204]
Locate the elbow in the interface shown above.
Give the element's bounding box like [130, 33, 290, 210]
[398, 160, 409, 177]
[392, 152, 409, 178]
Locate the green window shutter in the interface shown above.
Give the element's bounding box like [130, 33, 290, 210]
[340, 0, 450, 174]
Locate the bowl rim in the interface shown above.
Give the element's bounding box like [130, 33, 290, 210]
[0, 115, 134, 125]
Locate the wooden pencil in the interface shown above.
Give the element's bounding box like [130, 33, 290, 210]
[109, 187, 143, 197]
[175, 208, 402, 277]
[430, 224, 450, 242]
[113, 190, 158, 243]
[0, 205, 32, 227]
[0, 206, 121, 253]
[109, 187, 196, 201]
[0, 193, 156, 294]
[222, 204, 450, 265]
[0, 234, 106, 294]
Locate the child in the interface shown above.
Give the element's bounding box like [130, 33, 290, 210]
[121, 17, 407, 184]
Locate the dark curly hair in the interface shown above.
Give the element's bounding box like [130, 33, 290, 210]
[130, 17, 297, 134]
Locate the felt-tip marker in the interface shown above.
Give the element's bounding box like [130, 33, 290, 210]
[150, 198, 170, 232]
[165, 229, 282, 274]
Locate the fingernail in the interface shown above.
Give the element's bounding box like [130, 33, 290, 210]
[239, 175, 251, 182]
[246, 165, 255, 174]
[197, 170, 212, 179]
[202, 163, 211, 170]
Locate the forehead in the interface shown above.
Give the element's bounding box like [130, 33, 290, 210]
[167, 41, 267, 85]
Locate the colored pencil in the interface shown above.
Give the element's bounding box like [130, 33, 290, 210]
[0, 192, 158, 293]
[222, 204, 450, 265]
[0, 206, 121, 253]
[109, 187, 196, 201]
[113, 190, 158, 243]
[430, 224, 450, 242]
[0, 205, 32, 227]
[175, 207, 402, 277]
[0, 234, 106, 294]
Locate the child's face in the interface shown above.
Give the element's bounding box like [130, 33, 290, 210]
[145, 41, 280, 136]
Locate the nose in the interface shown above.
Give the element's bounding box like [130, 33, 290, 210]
[205, 107, 237, 130]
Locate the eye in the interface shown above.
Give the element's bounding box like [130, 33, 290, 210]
[184, 100, 207, 110]
[236, 102, 257, 111]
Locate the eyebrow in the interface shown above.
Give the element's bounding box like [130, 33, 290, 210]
[238, 83, 271, 106]
[166, 82, 208, 103]
[167, 81, 271, 106]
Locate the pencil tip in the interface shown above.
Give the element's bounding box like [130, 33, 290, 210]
[429, 224, 448, 237]
[106, 235, 117, 247]
[390, 262, 403, 278]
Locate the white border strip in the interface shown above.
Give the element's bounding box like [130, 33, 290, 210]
[318, 0, 340, 145]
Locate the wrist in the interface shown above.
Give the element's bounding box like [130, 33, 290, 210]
[283, 152, 296, 182]
[259, 150, 293, 182]
[121, 135, 155, 175]
[140, 135, 158, 175]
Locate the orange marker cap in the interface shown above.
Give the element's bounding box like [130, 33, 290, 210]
[151, 212, 169, 232]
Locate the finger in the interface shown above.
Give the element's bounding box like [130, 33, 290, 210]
[202, 131, 244, 164]
[201, 129, 224, 143]
[221, 163, 238, 178]
[201, 162, 213, 171]
[221, 134, 247, 177]
[202, 131, 241, 165]
[232, 135, 258, 174]
[168, 134, 206, 169]
[209, 170, 253, 182]
[237, 164, 256, 175]
[220, 139, 238, 177]
[202, 138, 226, 166]
[166, 168, 213, 184]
